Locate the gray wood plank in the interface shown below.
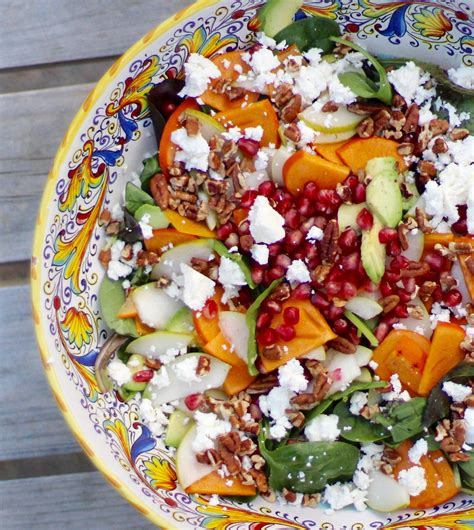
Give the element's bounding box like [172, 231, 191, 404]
[0, 0, 192, 69]
[0, 472, 154, 529]
[0, 284, 80, 460]
[0, 84, 93, 263]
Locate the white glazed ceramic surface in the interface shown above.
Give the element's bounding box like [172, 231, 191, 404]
[32, 1, 474, 528]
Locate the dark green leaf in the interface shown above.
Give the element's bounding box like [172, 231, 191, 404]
[458, 452, 474, 479]
[118, 210, 143, 244]
[129, 267, 151, 287]
[117, 339, 133, 363]
[274, 16, 341, 54]
[246, 279, 283, 375]
[211, 240, 256, 289]
[258, 426, 359, 493]
[99, 276, 138, 337]
[338, 72, 378, 99]
[423, 363, 474, 427]
[374, 397, 426, 444]
[125, 182, 154, 215]
[333, 400, 389, 443]
[139, 156, 160, 191]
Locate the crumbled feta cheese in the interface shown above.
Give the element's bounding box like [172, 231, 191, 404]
[448, 64, 474, 90]
[111, 202, 124, 222]
[278, 359, 307, 393]
[170, 128, 210, 172]
[286, 259, 311, 284]
[387, 62, 435, 105]
[464, 407, 474, 444]
[327, 75, 357, 105]
[248, 196, 285, 244]
[297, 120, 319, 146]
[397, 466, 427, 496]
[254, 150, 269, 171]
[218, 257, 247, 289]
[323, 482, 364, 512]
[179, 53, 221, 97]
[138, 213, 154, 239]
[244, 47, 280, 74]
[256, 31, 277, 49]
[382, 374, 410, 402]
[418, 104, 436, 126]
[139, 398, 172, 436]
[180, 263, 215, 311]
[251, 244, 269, 265]
[122, 279, 131, 290]
[244, 126, 264, 141]
[172, 355, 201, 383]
[443, 381, 472, 403]
[150, 366, 170, 389]
[107, 259, 133, 280]
[306, 226, 324, 241]
[222, 127, 242, 142]
[305, 414, 341, 442]
[259, 386, 293, 440]
[429, 302, 451, 329]
[108, 360, 132, 386]
[408, 438, 428, 464]
[434, 97, 470, 128]
[192, 411, 231, 452]
[349, 392, 368, 416]
[159, 347, 184, 365]
[353, 469, 371, 491]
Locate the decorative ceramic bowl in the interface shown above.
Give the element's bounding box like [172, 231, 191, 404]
[32, 1, 474, 528]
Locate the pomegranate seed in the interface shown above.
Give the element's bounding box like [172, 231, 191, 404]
[275, 254, 291, 270]
[303, 241, 319, 261]
[390, 255, 409, 271]
[356, 208, 374, 231]
[331, 368, 343, 381]
[452, 218, 468, 235]
[303, 181, 319, 200]
[343, 175, 359, 190]
[258, 180, 276, 197]
[202, 299, 218, 320]
[387, 239, 401, 256]
[240, 190, 258, 209]
[384, 271, 400, 283]
[381, 316, 398, 328]
[284, 229, 304, 251]
[443, 288, 462, 307]
[346, 326, 360, 346]
[268, 266, 285, 281]
[251, 264, 265, 285]
[273, 188, 292, 203]
[374, 322, 389, 342]
[284, 307, 300, 325]
[237, 220, 250, 235]
[275, 197, 293, 214]
[424, 252, 446, 272]
[311, 292, 330, 310]
[317, 189, 341, 207]
[432, 286, 443, 301]
[327, 267, 344, 282]
[333, 318, 349, 334]
[352, 183, 366, 204]
[132, 369, 154, 383]
[296, 195, 315, 216]
[256, 312, 272, 330]
[285, 209, 301, 229]
[184, 393, 205, 411]
[394, 304, 409, 318]
[341, 252, 360, 271]
[267, 243, 282, 257]
[398, 289, 412, 303]
[276, 324, 296, 341]
[238, 137, 260, 157]
[361, 280, 379, 293]
[327, 303, 344, 321]
[315, 201, 329, 215]
[341, 281, 357, 300]
[259, 327, 278, 346]
[379, 227, 398, 244]
[402, 277, 416, 293]
[380, 280, 394, 297]
[338, 228, 359, 254]
[293, 283, 311, 300]
[238, 288, 253, 306]
[292, 248, 306, 261]
[326, 281, 342, 296]
[217, 222, 235, 240]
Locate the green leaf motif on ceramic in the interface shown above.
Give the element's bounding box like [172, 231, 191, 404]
[99, 276, 138, 337]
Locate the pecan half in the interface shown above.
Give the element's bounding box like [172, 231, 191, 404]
[347, 100, 388, 115]
[399, 261, 430, 278]
[448, 241, 474, 255]
[196, 355, 211, 377]
[284, 122, 301, 143]
[432, 137, 448, 154]
[247, 374, 278, 394]
[322, 101, 338, 113]
[379, 294, 400, 313]
[281, 94, 302, 123]
[397, 223, 409, 251]
[291, 392, 317, 410]
[415, 207, 433, 234]
[150, 173, 169, 209]
[327, 336, 357, 354]
[429, 118, 449, 137]
[321, 219, 339, 263]
[403, 104, 419, 133]
[286, 410, 305, 428]
[418, 160, 437, 178]
[449, 127, 469, 141]
[99, 248, 111, 267]
[357, 117, 375, 138]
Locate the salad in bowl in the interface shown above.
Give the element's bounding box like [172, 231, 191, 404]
[91, 0, 474, 517]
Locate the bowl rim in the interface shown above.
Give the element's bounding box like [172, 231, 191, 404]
[31, 1, 222, 528]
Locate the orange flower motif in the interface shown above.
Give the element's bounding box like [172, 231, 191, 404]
[413, 8, 452, 38]
[60, 307, 93, 349]
[143, 457, 177, 490]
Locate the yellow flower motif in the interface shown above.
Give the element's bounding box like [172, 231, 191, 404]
[180, 27, 237, 58]
[60, 307, 93, 349]
[143, 456, 177, 490]
[413, 8, 453, 38]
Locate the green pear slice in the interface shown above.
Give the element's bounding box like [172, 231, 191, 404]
[218, 311, 249, 362]
[131, 284, 184, 329]
[345, 295, 383, 320]
[126, 331, 194, 358]
[176, 424, 214, 489]
[184, 109, 225, 141]
[151, 239, 214, 279]
[366, 470, 410, 512]
[299, 102, 366, 134]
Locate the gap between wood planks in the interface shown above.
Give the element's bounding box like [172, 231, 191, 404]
[0, 260, 30, 285]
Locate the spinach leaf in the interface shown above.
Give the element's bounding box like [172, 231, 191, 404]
[374, 397, 426, 444]
[211, 240, 256, 289]
[423, 363, 474, 427]
[99, 276, 138, 337]
[330, 37, 392, 105]
[139, 156, 160, 191]
[258, 425, 359, 493]
[458, 453, 474, 493]
[116, 339, 133, 364]
[246, 279, 283, 375]
[344, 310, 379, 347]
[125, 182, 154, 215]
[274, 16, 341, 54]
[118, 210, 143, 244]
[333, 400, 389, 443]
[129, 266, 151, 287]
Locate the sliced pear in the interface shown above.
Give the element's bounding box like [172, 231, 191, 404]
[198, 190, 218, 231]
[147, 352, 231, 406]
[299, 101, 366, 134]
[345, 295, 383, 320]
[244, 170, 270, 190]
[397, 297, 431, 338]
[337, 203, 367, 233]
[353, 345, 373, 367]
[131, 284, 184, 329]
[165, 307, 195, 334]
[185, 109, 225, 141]
[311, 128, 357, 145]
[176, 424, 215, 489]
[271, 146, 293, 186]
[134, 204, 169, 229]
[355, 367, 372, 383]
[303, 345, 326, 361]
[218, 311, 249, 363]
[400, 229, 424, 262]
[126, 331, 194, 358]
[151, 239, 214, 279]
[165, 410, 193, 448]
[323, 350, 361, 395]
[366, 470, 410, 512]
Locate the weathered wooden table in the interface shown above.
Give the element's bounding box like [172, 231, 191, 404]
[0, 2, 192, 527]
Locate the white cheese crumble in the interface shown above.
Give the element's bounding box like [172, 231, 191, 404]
[278, 359, 307, 393]
[192, 411, 231, 452]
[382, 374, 410, 402]
[464, 407, 474, 444]
[150, 366, 170, 389]
[408, 438, 428, 465]
[172, 355, 201, 383]
[244, 126, 264, 141]
[305, 414, 341, 442]
[180, 263, 215, 311]
[286, 259, 311, 284]
[443, 381, 472, 403]
[218, 256, 247, 288]
[397, 466, 427, 496]
[139, 398, 173, 436]
[107, 360, 132, 386]
[387, 62, 435, 105]
[248, 196, 285, 244]
[306, 226, 324, 241]
[179, 53, 221, 98]
[448, 64, 474, 90]
[170, 128, 210, 172]
[349, 391, 368, 416]
[429, 302, 451, 329]
[138, 213, 154, 239]
[259, 386, 293, 440]
[251, 244, 269, 265]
